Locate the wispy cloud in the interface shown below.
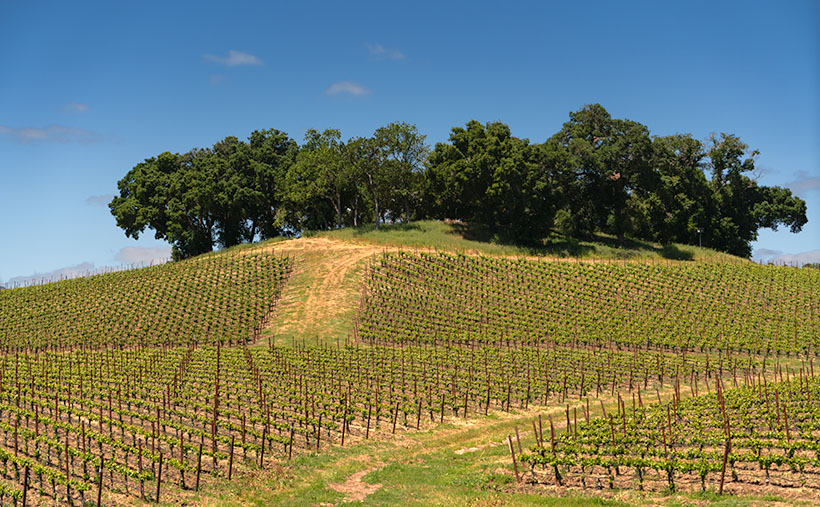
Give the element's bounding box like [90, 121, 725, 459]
[767, 249, 820, 267]
[209, 74, 227, 85]
[1, 248, 172, 287]
[365, 43, 405, 60]
[203, 50, 263, 67]
[752, 248, 783, 259]
[64, 102, 89, 113]
[85, 194, 115, 206]
[324, 81, 371, 96]
[6, 262, 96, 285]
[115, 246, 172, 265]
[786, 170, 820, 197]
[0, 125, 100, 144]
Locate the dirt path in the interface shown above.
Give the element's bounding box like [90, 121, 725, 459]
[251, 236, 625, 347]
[252, 237, 392, 346]
[326, 466, 384, 503]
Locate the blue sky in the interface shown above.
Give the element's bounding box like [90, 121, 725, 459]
[1, 0, 818, 282]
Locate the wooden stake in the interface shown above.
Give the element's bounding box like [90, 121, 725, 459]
[259, 424, 267, 468]
[288, 424, 295, 460]
[365, 404, 372, 439]
[317, 413, 323, 450]
[507, 434, 520, 484]
[156, 452, 163, 504]
[719, 436, 731, 494]
[22, 465, 29, 507]
[228, 435, 235, 481]
[196, 442, 203, 491]
[340, 406, 347, 446]
[96, 460, 104, 507]
[440, 393, 445, 423]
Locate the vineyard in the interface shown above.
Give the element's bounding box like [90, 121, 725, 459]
[0, 339, 759, 505]
[349, 250, 820, 502]
[0, 250, 291, 351]
[1, 236, 819, 504]
[516, 369, 820, 496]
[356, 251, 820, 354]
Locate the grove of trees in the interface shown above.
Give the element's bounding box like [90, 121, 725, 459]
[109, 105, 807, 259]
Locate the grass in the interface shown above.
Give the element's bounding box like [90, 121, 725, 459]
[194, 391, 800, 506]
[313, 220, 744, 262]
[253, 237, 383, 348]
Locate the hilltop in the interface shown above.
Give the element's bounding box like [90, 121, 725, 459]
[313, 220, 742, 262]
[258, 220, 745, 348]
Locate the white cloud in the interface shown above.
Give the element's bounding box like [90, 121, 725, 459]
[64, 102, 89, 113]
[115, 246, 172, 265]
[365, 43, 405, 60]
[324, 81, 371, 96]
[203, 50, 263, 67]
[85, 194, 116, 206]
[0, 124, 100, 144]
[786, 170, 820, 197]
[767, 249, 820, 267]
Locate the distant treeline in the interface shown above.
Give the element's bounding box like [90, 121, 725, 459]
[110, 104, 806, 259]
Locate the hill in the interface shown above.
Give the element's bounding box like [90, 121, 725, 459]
[0, 221, 815, 506]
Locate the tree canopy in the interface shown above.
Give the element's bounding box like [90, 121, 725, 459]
[110, 105, 808, 259]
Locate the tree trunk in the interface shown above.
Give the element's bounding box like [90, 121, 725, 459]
[374, 197, 381, 229]
[367, 173, 380, 230]
[335, 193, 342, 228]
[353, 194, 359, 227]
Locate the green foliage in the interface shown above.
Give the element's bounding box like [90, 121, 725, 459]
[0, 249, 290, 349]
[374, 121, 429, 223]
[518, 374, 820, 495]
[110, 130, 297, 259]
[702, 134, 806, 257]
[110, 110, 808, 260]
[283, 129, 351, 230]
[425, 121, 552, 241]
[542, 104, 654, 246]
[358, 251, 820, 354]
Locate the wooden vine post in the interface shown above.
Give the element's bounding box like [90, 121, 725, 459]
[288, 424, 295, 460]
[155, 452, 163, 504]
[392, 401, 400, 434]
[507, 434, 520, 483]
[365, 404, 372, 439]
[96, 460, 104, 507]
[259, 424, 267, 468]
[228, 435, 235, 481]
[22, 465, 29, 507]
[196, 441, 203, 492]
[719, 435, 732, 494]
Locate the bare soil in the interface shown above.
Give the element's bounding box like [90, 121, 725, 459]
[327, 466, 384, 503]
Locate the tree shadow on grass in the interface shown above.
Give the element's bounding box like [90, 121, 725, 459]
[451, 222, 596, 257]
[452, 222, 694, 260]
[659, 244, 694, 261]
[348, 222, 422, 236]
